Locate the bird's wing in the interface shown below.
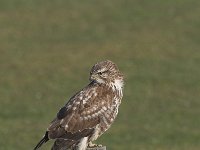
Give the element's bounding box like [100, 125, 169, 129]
[47, 84, 113, 140]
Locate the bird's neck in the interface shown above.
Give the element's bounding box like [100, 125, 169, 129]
[91, 78, 124, 98]
[110, 78, 124, 98]
[113, 78, 124, 90]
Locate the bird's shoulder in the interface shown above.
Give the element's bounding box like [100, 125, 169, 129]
[64, 82, 114, 112]
[47, 83, 114, 139]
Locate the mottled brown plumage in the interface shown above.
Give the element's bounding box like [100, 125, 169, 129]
[34, 60, 124, 150]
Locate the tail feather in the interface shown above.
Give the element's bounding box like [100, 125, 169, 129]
[34, 131, 49, 150]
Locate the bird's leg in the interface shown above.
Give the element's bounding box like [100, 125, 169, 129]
[88, 142, 102, 148]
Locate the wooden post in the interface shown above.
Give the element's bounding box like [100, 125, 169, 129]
[86, 146, 106, 150]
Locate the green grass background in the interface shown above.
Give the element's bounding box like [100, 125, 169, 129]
[0, 0, 200, 149]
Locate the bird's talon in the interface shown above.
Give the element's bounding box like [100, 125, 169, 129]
[88, 142, 102, 148]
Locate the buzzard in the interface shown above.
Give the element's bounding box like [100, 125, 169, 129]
[34, 60, 124, 150]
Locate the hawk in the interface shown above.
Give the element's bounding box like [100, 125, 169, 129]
[34, 60, 124, 150]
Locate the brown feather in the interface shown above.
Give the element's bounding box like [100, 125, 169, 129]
[34, 60, 124, 150]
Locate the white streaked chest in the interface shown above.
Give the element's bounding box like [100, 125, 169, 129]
[111, 78, 124, 99]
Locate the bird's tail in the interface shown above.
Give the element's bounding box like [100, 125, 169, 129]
[34, 131, 49, 150]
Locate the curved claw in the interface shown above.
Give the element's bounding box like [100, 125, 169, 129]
[88, 142, 102, 148]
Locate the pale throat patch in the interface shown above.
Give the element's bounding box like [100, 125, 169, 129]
[113, 79, 124, 91]
[96, 78, 105, 84]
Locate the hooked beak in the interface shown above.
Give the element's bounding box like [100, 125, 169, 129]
[89, 74, 98, 82]
[90, 74, 105, 84]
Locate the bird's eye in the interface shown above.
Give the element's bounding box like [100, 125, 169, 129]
[98, 72, 103, 75]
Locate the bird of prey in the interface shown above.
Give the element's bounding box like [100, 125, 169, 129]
[34, 60, 124, 150]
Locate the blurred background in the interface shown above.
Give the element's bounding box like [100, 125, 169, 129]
[0, 0, 200, 150]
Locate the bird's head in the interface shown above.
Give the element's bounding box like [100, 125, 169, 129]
[89, 60, 124, 88]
